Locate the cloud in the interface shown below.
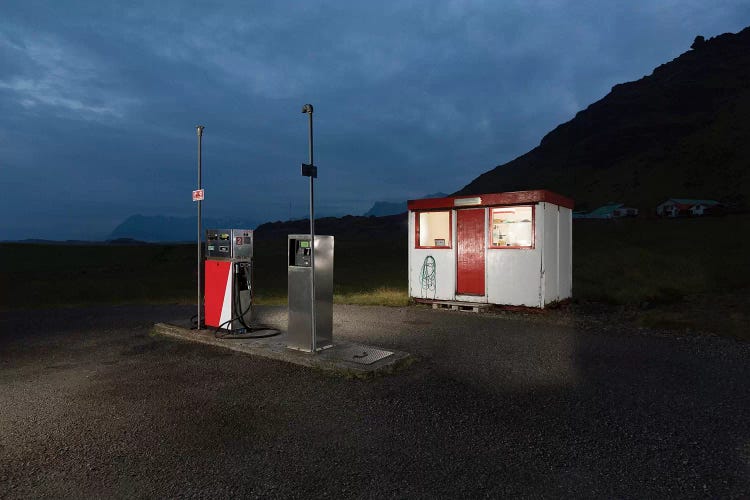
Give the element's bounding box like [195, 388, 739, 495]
[0, 31, 138, 120]
[0, 1, 749, 239]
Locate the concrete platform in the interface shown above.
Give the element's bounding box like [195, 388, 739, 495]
[152, 322, 414, 378]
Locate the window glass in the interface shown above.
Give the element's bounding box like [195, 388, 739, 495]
[418, 211, 450, 247]
[490, 206, 533, 248]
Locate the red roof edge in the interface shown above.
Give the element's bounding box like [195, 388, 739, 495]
[407, 190, 574, 210]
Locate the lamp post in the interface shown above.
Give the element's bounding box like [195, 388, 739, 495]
[196, 125, 204, 330]
[301, 104, 316, 351]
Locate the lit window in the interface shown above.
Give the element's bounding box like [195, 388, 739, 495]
[417, 211, 451, 248]
[490, 206, 533, 248]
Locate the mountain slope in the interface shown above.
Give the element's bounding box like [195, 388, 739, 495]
[364, 192, 449, 217]
[109, 215, 261, 242]
[457, 27, 750, 210]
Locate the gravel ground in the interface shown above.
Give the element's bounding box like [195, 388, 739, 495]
[1, 304, 748, 498]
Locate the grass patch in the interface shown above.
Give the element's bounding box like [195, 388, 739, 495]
[253, 288, 409, 307]
[573, 215, 750, 304]
[0, 243, 198, 309]
[2, 215, 748, 319]
[253, 294, 288, 306]
[250, 234, 408, 307]
[334, 287, 409, 307]
[0, 234, 408, 310]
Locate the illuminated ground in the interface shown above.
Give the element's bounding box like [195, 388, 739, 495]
[1, 304, 748, 497]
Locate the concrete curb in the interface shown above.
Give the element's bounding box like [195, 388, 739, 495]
[152, 322, 415, 379]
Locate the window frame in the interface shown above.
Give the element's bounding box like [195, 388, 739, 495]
[415, 209, 453, 249]
[488, 204, 535, 250]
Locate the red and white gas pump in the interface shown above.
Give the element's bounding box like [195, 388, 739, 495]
[204, 229, 254, 331]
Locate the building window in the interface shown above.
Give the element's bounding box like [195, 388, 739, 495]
[416, 211, 451, 248]
[489, 206, 534, 248]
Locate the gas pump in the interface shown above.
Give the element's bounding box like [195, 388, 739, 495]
[204, 228, 254, 331]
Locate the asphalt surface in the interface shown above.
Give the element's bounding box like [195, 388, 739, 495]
[1, 304, 748, 498]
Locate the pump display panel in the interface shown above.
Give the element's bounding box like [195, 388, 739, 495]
[206, 228, 253, 259]
[206, 229, 231, 258]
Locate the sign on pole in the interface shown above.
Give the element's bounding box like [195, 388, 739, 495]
[192, 189, 205, 202]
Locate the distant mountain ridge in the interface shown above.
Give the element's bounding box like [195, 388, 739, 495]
[108, 215, 261, 242]
[110, 192, 448, 241]
[254, 213, 407, 240]
[457, 27, 750, 211]
[364, 192, 448, 217]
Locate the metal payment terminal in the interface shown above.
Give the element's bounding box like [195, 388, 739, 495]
[287, 234, 334, 351]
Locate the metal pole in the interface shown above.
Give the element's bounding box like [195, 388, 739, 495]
[302, 104, 316, 352]
[308, 104, 317, 352]
[196, 125, 204, 330]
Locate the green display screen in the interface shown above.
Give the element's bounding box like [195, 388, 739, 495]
[300, 241, 310, 248]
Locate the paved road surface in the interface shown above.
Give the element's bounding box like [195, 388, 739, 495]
[1, 304, 748, 498]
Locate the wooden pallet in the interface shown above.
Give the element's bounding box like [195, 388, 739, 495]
[430, 301, 491, 313]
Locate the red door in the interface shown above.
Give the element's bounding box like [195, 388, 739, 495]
[456, 209, 485, 296]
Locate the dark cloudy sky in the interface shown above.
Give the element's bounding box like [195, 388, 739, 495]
[1, 1, 748, 239]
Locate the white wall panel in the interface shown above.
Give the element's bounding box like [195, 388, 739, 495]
[486, 248, 542, 307]
[542, 203, 559, 304]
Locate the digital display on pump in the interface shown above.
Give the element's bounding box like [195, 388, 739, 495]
[300, 241, 310, 248]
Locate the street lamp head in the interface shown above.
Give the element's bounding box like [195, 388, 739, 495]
[196, 125, 205, 136]
[301, 104, 313, 114]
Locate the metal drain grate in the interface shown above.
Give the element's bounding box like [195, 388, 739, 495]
[337, 346, 394, 365]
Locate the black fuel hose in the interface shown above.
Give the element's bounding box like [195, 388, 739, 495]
[214, 262, 280, 339]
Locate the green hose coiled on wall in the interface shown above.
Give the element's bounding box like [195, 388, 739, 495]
[420, 256, 436, 299]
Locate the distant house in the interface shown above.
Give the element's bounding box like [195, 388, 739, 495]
[656, 198, 722, 217]
[689, 202, 722, 216]
[575, 203, 639, 219]
[613, 206, 639, 217]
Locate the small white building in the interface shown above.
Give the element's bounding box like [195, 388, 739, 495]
[656, 198, 721, 217]
[407, 190, 574, 308]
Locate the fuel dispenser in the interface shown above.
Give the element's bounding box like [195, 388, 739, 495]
[287, 235, 334, 351]
[204, 228, 254, 331]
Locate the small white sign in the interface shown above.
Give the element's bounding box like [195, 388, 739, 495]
[192, 189, 204, 201]
[454, 196, 481, 206]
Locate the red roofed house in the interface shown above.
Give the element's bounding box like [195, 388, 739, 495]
[656, 198, 722, 217]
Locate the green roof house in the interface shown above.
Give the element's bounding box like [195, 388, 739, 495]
[574, 203, 639, 219]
